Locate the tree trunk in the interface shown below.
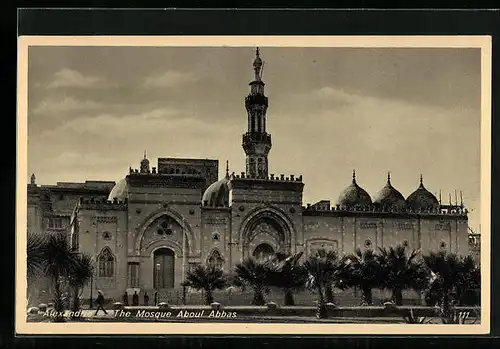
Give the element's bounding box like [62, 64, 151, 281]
[392, 287, 403, 305]
[205, 289, 214, 305]
[316, 285, 328, 319]
[325, 283, 335, 304]
[52, 275, 66, 322]
[442, 288, 452, 316]
[284, 289, 295, 306]
[71, 286, 80, 313]
[252, 286, 265, 306]
[361, 286, 372, 305]
[455, 287, 463, 306]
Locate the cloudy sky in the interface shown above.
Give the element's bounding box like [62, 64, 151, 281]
[27, 46, 481, 232]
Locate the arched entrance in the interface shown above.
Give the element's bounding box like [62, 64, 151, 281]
[153, 248, 175, 289]
[253, 243, 275, 262]
[239, 207, 296, 259]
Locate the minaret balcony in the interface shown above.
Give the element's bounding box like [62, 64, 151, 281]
[242, 132, 272, 145]
[245, 93, 268, 107]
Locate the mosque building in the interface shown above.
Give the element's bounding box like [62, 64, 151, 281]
[27, 48, 470, 301]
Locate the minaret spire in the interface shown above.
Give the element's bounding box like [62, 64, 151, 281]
[387, 172, 391, 185]
[140, 150, 150, 173]
[352, 169, 356, 184]
[225, 160, 229, 178]
[253, 47, 263, 81]
[243, 48, 271, 179]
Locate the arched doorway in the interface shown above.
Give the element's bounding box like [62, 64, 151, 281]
[153, 248, 175, 289]
[253, 243, 275, 262]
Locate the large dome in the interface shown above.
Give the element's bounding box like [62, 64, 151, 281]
[202, 174, 230, 207]
[108, 178, 128, 201]
[406, 175, 439, 212]
[336, 171, 372, 208]
[373, 173, 407, 211]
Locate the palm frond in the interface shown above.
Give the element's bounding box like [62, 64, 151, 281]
[27, 232, 47, 277]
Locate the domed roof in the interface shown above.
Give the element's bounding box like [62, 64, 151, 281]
[202, 174, 230, 207]
[108, 178, 128, 201]
[373, 173, 407, 210]
[336, 171, 372, 208]
[406, 175, 439, 212]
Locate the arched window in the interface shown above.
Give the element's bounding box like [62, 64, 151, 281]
[157, 218, 173, 236]
[98, 247, 115, 277]
[252, 243, 274, 262]
[207, 250, 224, 270]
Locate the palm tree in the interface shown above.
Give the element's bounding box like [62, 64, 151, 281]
[67, 253, 94, 313]
[27, 232, 46, 278]
[42, 232, 77, 322]
[376, 245, 427, 305]
[182, 264, 227, 305]
[342, 248, 381, 305]
[315, 249, 344, 304]
[423, 251, 459, 313]
[303, 249, 339, 319]
[267, 251, 307, 306]
[422, 251, 480, 313]
[234, 257, 270, 305]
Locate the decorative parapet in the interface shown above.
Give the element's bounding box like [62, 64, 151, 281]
[126, 172, 206, 189]
[229, 172, 303, 182]
[129, 167, 204, 176]
[77, 196, 128, 211]
[228, 172, 304, 193]
[302, 202, 468, 218]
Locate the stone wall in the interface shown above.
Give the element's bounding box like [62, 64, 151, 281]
[302, 213, 469, 257]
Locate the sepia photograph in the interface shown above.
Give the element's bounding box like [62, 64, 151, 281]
[16, 36, 491, 335]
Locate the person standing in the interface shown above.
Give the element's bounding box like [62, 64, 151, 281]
[132, 291, 139, 306]
[94, 290, 108, 316]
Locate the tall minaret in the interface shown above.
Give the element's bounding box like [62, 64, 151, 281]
[242, 47, 272, 178]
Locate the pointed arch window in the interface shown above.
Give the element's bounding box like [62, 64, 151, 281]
[207, 250, 224, 270]
[98, 247, 115, 277]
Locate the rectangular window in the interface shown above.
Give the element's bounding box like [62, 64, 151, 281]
[48, 216, 69, 230]
[128, 262, 139, 287]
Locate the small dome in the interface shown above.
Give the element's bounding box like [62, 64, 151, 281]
[202, 174, 230, 207]
[108, 178, 128, 201]
[336, 171, 372, 208]
[373, 173, 406, 210]
[406, 175, 439, 212]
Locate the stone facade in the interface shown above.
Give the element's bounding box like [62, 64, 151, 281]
[26, 48, 474, 303]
